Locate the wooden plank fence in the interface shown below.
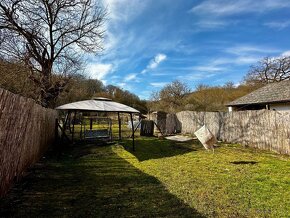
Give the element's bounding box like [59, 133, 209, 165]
[0, 88, 58, 196]
[175, 110, 290, 155]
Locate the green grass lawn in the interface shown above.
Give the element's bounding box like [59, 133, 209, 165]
[0, 137, 289, 217]
[120, 138, 290, 218]
[72, 123, 138, 140]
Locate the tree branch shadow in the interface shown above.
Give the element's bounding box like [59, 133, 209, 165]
[0, 143, 205, 218]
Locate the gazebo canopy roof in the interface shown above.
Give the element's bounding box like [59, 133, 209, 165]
[55, 98, 140, 113]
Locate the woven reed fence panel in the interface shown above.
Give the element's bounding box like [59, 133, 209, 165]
[0, 88, 58, 196]
[176, 110, 290, 155]
[176, 111, 225, 137]
[166, 114, 182, 134]
[155, 112, 167, 134]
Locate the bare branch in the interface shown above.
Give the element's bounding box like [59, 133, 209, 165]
[0, 0, 106, 107]
[244, 56, 290, 85]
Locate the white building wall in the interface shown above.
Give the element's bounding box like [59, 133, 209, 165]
[269, 103, 290, 112]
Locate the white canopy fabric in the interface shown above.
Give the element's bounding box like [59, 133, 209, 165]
[55, 98, 140, 113]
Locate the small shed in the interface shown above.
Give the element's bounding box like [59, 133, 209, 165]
[227, 81, 290, 112]
[55, 97, 140, 150]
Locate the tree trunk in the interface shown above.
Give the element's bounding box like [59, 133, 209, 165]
[40, 64, 52, 108]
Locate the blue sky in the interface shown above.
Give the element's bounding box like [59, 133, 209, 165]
[85, 0, 290, 99]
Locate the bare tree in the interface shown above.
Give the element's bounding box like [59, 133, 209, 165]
[159, 80, 190, 101]
[0, 0, 106, 107]
[245, 56, 290, 85]
[151, 80, 190, 113]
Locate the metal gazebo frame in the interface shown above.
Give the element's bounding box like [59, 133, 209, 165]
[55, 97, 140, 151]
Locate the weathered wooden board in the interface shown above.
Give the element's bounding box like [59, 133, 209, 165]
[0, 88, 58, 196]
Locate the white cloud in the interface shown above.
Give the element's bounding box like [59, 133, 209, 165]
[192, 20, 231, 31]
[281, 50, 290, 57]
[102, 0, 146, 22]
[179, 73, 216, 81]
[141, 53, 167, 74]
[150, 82, 168, 88]
[192, 66, 225, 72]
[117, 82, 127, 88]
[189, 18, 242, 32]
[121, 54, 167, 85]
[86, 63, 113, 80]
[235, 56, 261, 65]
[140, 69, 147, 74]
[138, 90, 152, 100]
[124, 73, 138, 82]
[207, 46, 290, 68]
[151, 72, 174, 76]
[103, 31, 119, 51]
[148, 53, 167, 69]
[117, 82, 134, 91]
[212, 56, 261, 66]
[100, 0, 148, 59]
[190, 0, 290, 17]
[211, 50, 290, 66]
[225, 45, 280, 56]
[264, 21, 290, 30]
[234, 82, 241, 87]
[102, 80, 108, 86]
[179, 65, 225, 82]
[213, 45, 282, 65]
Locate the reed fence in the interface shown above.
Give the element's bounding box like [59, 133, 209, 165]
[0, 88, 58, 196]
[175, 110, 290, 155]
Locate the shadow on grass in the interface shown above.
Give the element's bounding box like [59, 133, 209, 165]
[123, 137, 202, 161]
[0, 143, 204, 218]
[230, 161, 258, 165]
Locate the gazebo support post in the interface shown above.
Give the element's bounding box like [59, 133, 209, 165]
[118, 112, 122, 141]
[61, 111, 69, 140]
[153, 121, 164, 136]
[90, 118, 93, 130]
[55, 118, 59, 143]
[68, 112, 73, 133]
[130, 113, 135, 151]
[130, 121, 141, 138]
[71, 111, 76, 143]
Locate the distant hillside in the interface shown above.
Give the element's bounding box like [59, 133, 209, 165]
[184, 84, 263, 112]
